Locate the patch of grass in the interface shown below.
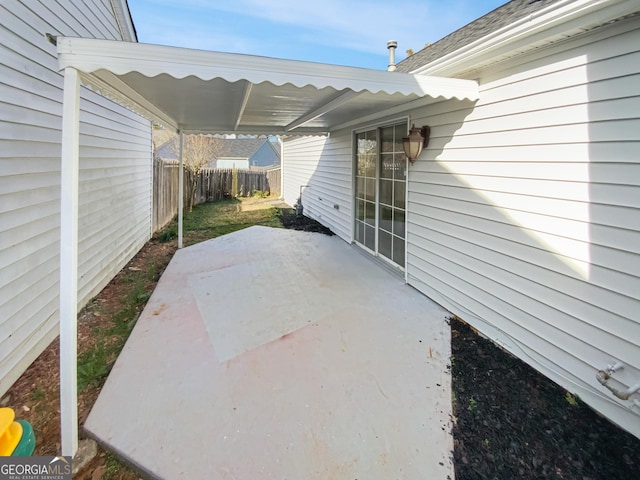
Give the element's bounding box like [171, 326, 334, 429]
[565, 391, 579, 406]
[157, 226, 177, 243]
[104, 452, 126, 480]
[467, 397, 478, 412]
[119, 273, 137, 283]
[156, 198, 283, 247]
[77, 343, 109, 391]
[77, 266, 153, 392]
[31, 388, 44, 401]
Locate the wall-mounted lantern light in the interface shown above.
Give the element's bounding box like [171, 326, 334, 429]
[402, 124, 430, 164]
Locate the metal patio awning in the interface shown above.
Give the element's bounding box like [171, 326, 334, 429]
[57, 37, 479, 135]
[56, 37, 479, 458]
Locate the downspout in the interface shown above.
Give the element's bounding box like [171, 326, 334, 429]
[295, 185, 309, 216]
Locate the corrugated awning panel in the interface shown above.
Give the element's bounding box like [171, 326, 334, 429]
[58, 37, 479, 134]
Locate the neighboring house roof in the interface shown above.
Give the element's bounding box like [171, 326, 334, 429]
[216, 138, 281, 168]
[219, 138, 270, 159]
[155, 137, 281, 167]
[397, 0, 562, 73]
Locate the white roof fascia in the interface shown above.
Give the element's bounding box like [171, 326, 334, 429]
[110, 0, 137, 42]
[57, 37, 479, 101]
[413, 0, 640, 77]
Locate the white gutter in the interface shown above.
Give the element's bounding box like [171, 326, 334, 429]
[413, 0, 640, 77]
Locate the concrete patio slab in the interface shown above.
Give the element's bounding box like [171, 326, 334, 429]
[85, 226, 454, 479]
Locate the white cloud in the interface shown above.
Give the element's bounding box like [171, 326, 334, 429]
[130, 0, 503, 65]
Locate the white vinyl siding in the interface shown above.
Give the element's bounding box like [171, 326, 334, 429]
[406, 18, 640, 437]
[0, 0, 151, 396]
[283, 132, 353, 241]
[77, 96, 152, 304]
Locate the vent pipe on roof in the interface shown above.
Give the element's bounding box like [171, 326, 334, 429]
[387, 40, 397, 71]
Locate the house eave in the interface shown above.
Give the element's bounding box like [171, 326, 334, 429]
[110, 0, 137, 42]
[412, 0, 640, 77]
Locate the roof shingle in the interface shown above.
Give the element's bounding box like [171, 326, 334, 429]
[396, 0, 562, 73]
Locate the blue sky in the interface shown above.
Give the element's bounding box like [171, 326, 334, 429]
[127, 0, 506, 69]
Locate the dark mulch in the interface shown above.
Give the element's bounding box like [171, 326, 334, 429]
[279, 209, 335, 235]
[450, 316, 640, 480]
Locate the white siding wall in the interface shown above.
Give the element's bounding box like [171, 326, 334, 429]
[283, 132, 353, 241]
[406, 18, 640, 437]
[282, 16, 640, 438]
[0, 0, 152, 395]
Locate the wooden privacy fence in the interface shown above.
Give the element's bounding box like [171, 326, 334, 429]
[153, 160, 281, 232]
[189, 167, 281, 204]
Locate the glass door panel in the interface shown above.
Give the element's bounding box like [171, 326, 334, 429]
[354, 130, 377, 252]
[354, 123, 406, 268]
[378, 125, 406, 267]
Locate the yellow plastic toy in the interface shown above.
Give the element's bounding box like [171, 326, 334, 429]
[0, 408, 23, 456]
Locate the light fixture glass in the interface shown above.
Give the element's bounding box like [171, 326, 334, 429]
[402, 124, 429, 164]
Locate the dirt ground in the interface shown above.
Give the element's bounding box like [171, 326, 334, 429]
[2, 239, 177, 479]
[3, 210, 639, 479]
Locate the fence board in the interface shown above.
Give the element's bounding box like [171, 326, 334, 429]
[266, 168, 281, 197]
[152, 158, 179, 232]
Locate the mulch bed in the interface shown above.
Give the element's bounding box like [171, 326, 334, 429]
[450, 316, 640, 479]
[279, 209, 335, 235]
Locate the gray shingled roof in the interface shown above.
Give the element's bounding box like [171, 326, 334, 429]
[396, 0, 563, 73]
[218, 138, 267, 158]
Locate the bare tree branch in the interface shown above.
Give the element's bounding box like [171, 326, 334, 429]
[170, 134, 228, 211]
[171, 134, 227, 175]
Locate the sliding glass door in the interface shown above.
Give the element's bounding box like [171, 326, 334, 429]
[354, 122, 406, 268]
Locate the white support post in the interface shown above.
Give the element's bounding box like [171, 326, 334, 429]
[178, 131, 184, 249]
[59, 67, 80, 457]
[279, 136, 284, 200]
